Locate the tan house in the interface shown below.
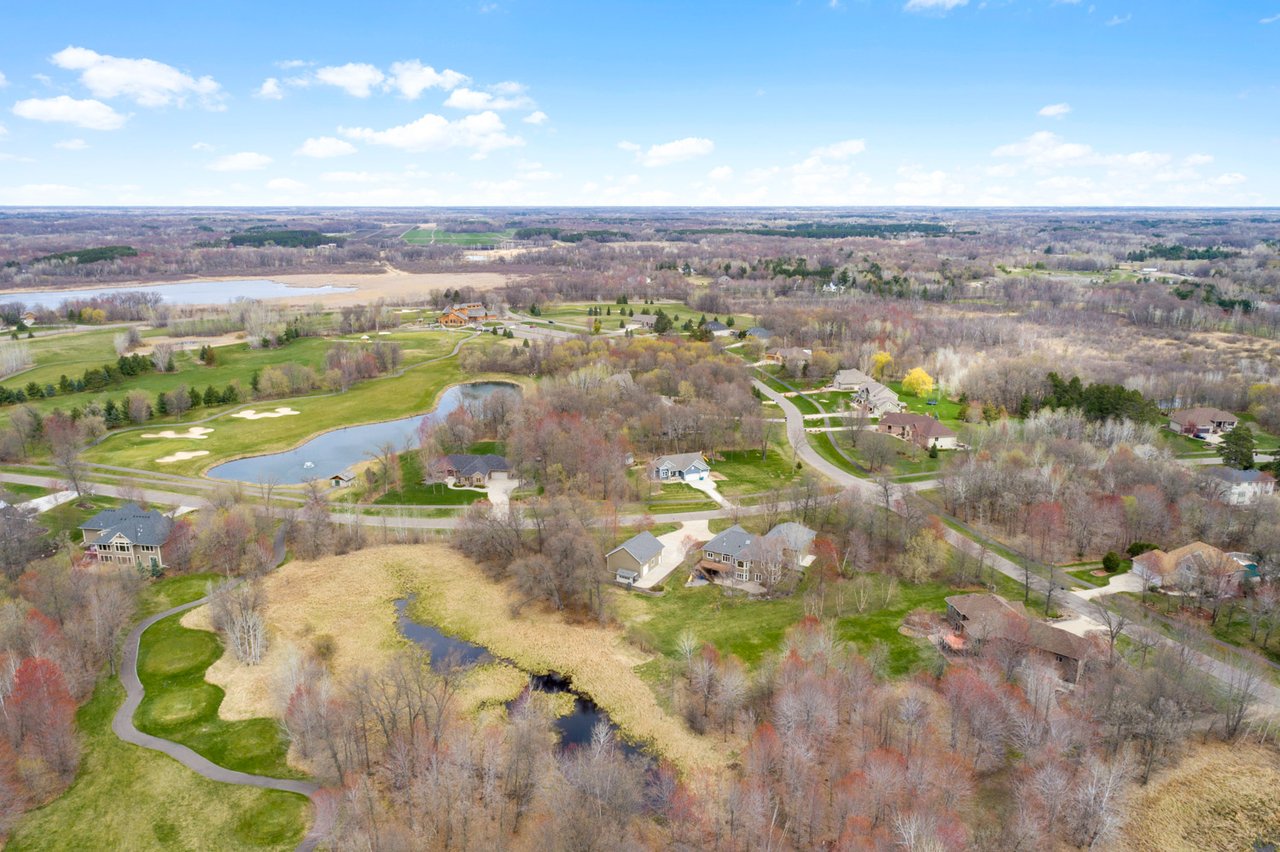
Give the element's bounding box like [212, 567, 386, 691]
[1131, 541, 1250, 595]
[765, 347, 812, 365]
[878, 412, 958, 450]
[607, 531, 664, 584]
[80, 504, 173, 571]
[944, 593, 1097, 684]
[1169, 407, 1238, 438]
[431, 454, 510, 487]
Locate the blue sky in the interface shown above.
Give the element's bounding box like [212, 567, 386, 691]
[0, 0, 1276, 206]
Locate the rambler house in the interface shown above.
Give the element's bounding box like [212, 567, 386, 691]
[745, 327, 774, 341]
[439, 303, 498, 328]
[944, 593, 1097, 684]
[80, 504, 173, 572]
[1132, 541, 1250, 594]
[833, 368, 874, 391]
[329, 473, 354, 488]
[1202, 466, 1276, 506]
[607, 531, 664, 584]
[1168, 407, 1238, 438]
[20, 311, 38, 326]
[703, 320, 732, 336]
[878, 412, 958, 450]
[649, 452, 710, 482]
[431, 453, 510, 487]
[765, 346, 812, 365]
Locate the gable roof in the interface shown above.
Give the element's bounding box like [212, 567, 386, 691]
[946, 593, 1093, 661]
[439, 453, 509, 477]
[80, 503, 172, 547]
[765, 522, 816, 553]
[835, 368, 873, 387]
[608, 531, 664, 565]
[1132, 541, 1231, 581]
[704, 524, 754, 559]
[1170, 407, 1237, 426]
[746, 326, 773, 338]
[703, 320, 729, 331]
[880, 412, 956, 438]
[653, 452, 709, 472]
[1204, 466, 1274, 485]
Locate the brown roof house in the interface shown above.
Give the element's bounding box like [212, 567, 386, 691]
[1168, 407, 1238, 438]
[944, 593, 1097, 684]
[878, 412, 958, 450]
[439, 303, 498, 328]
[1131, 541, 1248, 597]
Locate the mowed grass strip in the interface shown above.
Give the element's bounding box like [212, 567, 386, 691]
[7, 573, 308, 852]
[135, 611, 304, 779]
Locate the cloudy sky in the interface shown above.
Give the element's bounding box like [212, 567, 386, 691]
[0, 0, 1276, 206]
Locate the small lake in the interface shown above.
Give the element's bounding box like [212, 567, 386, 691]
[2, 278, 356, 309]
[207, 381, 517, 485]
[394, 598, 642, 756]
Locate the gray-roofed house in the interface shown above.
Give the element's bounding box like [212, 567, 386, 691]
[702, 320, 732, 337]
[746, 326, 774, 340]
[1203, 466, 1276, 505]
[433, 454, 511, 487]
[650, 452, 710, 482]
[765, 522, 817, 567]
[833, 368, 874, 391]
[698, 524, 757, 582]
[80, 504, 173, 571]
[607, 531, 665, 583]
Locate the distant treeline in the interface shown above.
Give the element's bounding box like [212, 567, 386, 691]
[1040, 372, 1164, 423]
[513, 227, 632, 242]
[227, 230, 340, 248]
[671, 222, 950, 239]
[28, 245, 139, 265]
[1171, 280, 1254, 314]
[1127, 243, 1239, 262]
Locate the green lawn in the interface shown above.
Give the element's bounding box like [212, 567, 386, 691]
[7, 573, 308, 852]
[0, 481, 49, 500]
[713, 441, 800, 497]
[883, 379, 967, 426]
[38, 494, 124, 544]
[403, 227, 516, 246]
[639, 482, 720, 514]
[135, 611, 304, 778]
[372, 453, 487, 506]
[834, 576, 950, 677]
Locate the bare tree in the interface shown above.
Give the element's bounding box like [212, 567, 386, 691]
[207, 579, 268, 665]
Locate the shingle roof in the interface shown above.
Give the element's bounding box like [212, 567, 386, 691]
[835, 368, 873, 387]
[1204, 466, 1273, 484]
[1170, 407, 1237, 426]
[946, 593, 1092, 661]
[80, 504, 172, 547]
[653, 452, 709, 472]
[608, 531, 664, 565]
[765, 522, 816, 553]
[441, 453, 509, 477]
[881, 412, 956, 438]
[703, 320, 729, 331]
[746, 326, 773, 338]
[704, 524, 754, 559]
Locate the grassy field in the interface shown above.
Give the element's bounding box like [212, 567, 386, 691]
[883, 379, 967, 427]
[372, 453, 487, 506]
[403, 227, 516, 246]
[637, 481, 720, 514]
[7, 574, 308, 852]
[38, 494, 123, 543]
[713, 442, 800, 497]
[135, 611, 304, 779]
[0, 481, 49, 500]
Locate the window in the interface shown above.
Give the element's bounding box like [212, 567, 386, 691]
[705, 550, 714, 559]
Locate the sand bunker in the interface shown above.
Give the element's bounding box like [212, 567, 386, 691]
[142, 426, 213, 440]
[157, 450, 209, 464]
[231, 407, 299, 420]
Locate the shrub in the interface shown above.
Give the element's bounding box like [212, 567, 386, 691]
[1126, 541, 1158, 557]
[1102, 551, 1122, 573]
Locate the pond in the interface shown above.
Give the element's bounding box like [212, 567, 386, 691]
[4, 278, 356, 309]
[207, 381, 517, 485]
[394, 598, 642, 756]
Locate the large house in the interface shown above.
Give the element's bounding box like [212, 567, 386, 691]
[80, 504, 173, 571]
[650, 452, 710, 482]
[745, 327, 774, 341]
[607, 531, 665, 584]
[833, 369, 904, 416]
[944, 593, 1097, 684]
[833, 368, 874, 390]
[765, 346, 812, 365]
[431, 453, 510, 487]
[1169, 407, 1238, 438]
[878, 412, 958, 450]
[1132, 541, 1251, 594]
[703, 320, 731, 336]
[1202, 466, 1276, 505]
[697, 522, 816, 586]
[439, 303, 498, 328]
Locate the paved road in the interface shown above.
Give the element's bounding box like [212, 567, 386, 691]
[111, 527, 325, 852]
[753, 380, 1280, 715]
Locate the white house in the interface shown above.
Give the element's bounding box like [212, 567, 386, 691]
[1203, 466, 1276, 506]
[649, 452, 710, 482]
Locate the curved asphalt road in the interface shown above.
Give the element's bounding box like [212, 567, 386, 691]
[112, 527, 325, 852]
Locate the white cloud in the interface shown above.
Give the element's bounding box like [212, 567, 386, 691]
[55, 138, 88, 150]
[386, 60, 468, 98]
[708, 166, 733, 181]
[993, 131, 1093, 165]
[276, 59, 310, 70]
[904, 0, 967, 11]
[1184, 153, 1214, 166]
[208, 151, 273, 171]
[1038, 102, 1071, 118]
[1212, 172, 1246, 186]
[617, 141, 640, 152]
[444, 84, 533, 111]
[1261, 13, 1279, 24]
[320, 170, 397, 183]
[13, 96, 126, 130]
[295, 136, 357, 158]
[811, 139, 866, 160]
[894, 165, 962, 201]
[191, 141, 214, 151]
[315, 63, 385, 97]
[0, 124, 6, 137]
[635, 137, 715, 167]
[1106, 13, 1131, 25]
[523, 110, 548, 125]
[266, 177, 307, 191]
[256, 77, 284, 100]
[0, 72, 7, 88]
[340, 110, 521, 154]
[51, 46, 222, 108]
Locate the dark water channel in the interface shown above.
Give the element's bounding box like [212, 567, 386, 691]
[393, 598, 643, 758]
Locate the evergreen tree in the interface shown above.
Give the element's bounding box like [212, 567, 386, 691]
[1218, 424, 1256, 470]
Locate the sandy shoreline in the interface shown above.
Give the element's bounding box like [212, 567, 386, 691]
[0, 266, 513, 307]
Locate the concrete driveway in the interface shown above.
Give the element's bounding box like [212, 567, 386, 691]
[1073, 571, 1145, 600]
[634, 520, 711, 590]
[15, 489, 78, 514]
[685, 476, 732, 509]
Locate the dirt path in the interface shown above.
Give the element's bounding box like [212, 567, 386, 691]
[111, 527, 326, 852]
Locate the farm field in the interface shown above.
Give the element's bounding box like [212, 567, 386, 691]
[5, 574, 308, 852]
[402, 227, 517, 246]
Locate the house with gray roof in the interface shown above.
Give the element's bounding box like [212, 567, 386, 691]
[698, 522, 819, 587]
[607, 531, 665, 583]
[649, 452, 710, 482]
[433, 454, 511, 487]
[1202, 466, 1276, 505]
[80, 504, 173, 571]
[764, 522, 817, 565]
[698, 525, 756, 582]
[702, 320, 731, 336]
[745, 326, 773, 340]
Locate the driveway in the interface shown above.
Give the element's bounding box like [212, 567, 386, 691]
[1073, 571, 1144, 600]
[15, 489, 77, 514]
[635, 519, 711, 590]
[685, 476, 732, 509]
[484, 476, 519, 512]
